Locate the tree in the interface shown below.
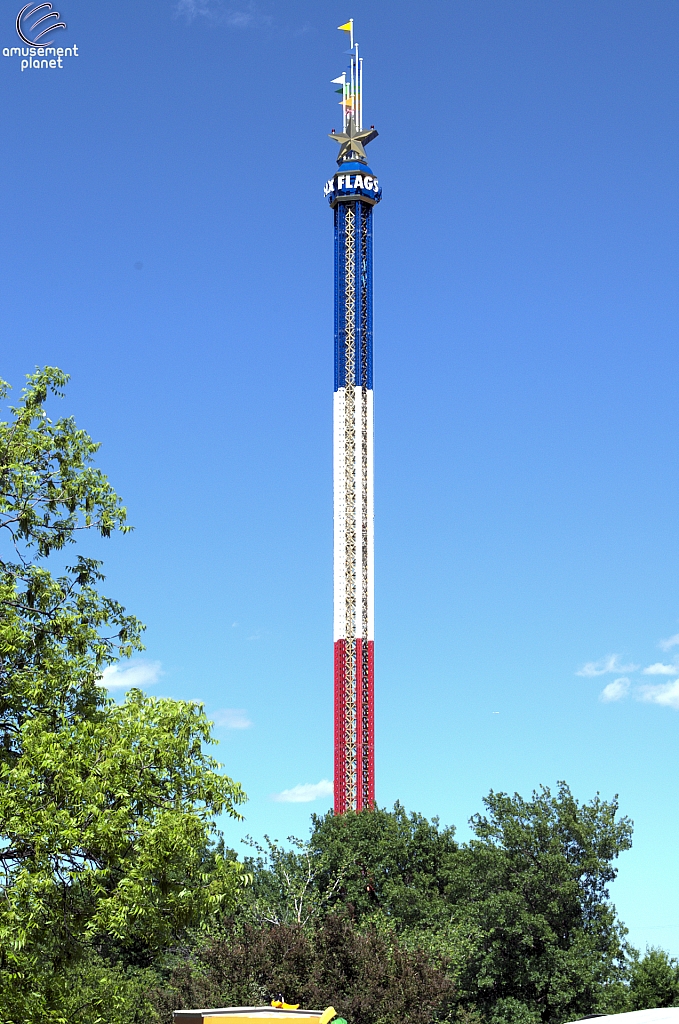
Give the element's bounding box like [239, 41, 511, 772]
[447, 784, 633, 1024]
[151, 915, 454, 1024]
[300, 787, 633, 1024]
[626, 948, 679, 1010]
[307, 802, 460, 932]
[240, 834, 345, 928]
[152, 786, 636, 1024]
[0, 369, 141, 755]
[0, 369, 247, 1022]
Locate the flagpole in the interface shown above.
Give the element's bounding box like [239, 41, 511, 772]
[359, 54, 363, 129]
[350, 47, 355, 129]
[344, 77, 348, 131]
[356, 44, 360, 130]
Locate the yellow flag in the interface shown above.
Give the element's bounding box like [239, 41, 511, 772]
[337, 21, 352, 32]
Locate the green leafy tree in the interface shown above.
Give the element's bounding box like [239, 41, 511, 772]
[307, 802, 460, 932]
[157, 787, 636, 1024]
[626, 948, 679, 1010]
[301, 787, 633, 1024]
[0, 368, 141, 752]
[151, 915, 454, 1024]
[37, 954, 160, 1024]
[240, 834, 346, 927]
[444, 784, 633, 1024]
[0, 369, 247, 1023]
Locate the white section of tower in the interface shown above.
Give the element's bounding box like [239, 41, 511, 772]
[333, 384, 374, 646]
[333, 386, 347, 642]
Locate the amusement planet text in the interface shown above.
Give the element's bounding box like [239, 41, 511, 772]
[3, 43, 78, 69]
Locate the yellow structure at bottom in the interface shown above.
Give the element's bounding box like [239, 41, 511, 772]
[173, 1006, 339, 1024]
[198, 1019, 322, 1024]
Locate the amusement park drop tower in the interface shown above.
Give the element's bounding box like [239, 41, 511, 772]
[325, 21, 382, 813]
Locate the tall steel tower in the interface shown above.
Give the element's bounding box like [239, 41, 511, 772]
[324, 21, 382, 814]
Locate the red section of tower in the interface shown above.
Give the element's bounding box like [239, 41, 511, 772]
[334, 641, 374, 813]
[333, 641, 347, 812]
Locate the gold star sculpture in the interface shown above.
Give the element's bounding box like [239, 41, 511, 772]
[329, 117, 379, 163]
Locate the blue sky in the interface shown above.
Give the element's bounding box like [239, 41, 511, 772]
[2, 0, 679, 956]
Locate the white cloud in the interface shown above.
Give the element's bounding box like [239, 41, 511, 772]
[600, 677, 630, 702]
[100, 660, 162, 689]
[576, 654, 638, 677]
[212, 708, 252, 729]
[173, 0, 269, 27]
[659, 633, 679, 651]
[638, 680, 679, 710]
[174, 0, 219, 19]
[642, 662, 678, 676]
[272, 780, 333, 804]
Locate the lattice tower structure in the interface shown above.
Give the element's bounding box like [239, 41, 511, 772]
[325, 28, 382, 813]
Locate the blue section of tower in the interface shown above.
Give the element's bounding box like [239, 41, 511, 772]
[333, 200, 374, 393]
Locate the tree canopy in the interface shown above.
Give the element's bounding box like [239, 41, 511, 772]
[452, 784, 633, 1023]
[199, 787, 634, 1024]
[0, 369, 246, 1023]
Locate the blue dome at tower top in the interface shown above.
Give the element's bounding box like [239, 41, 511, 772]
[333, 161, 374, 175]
